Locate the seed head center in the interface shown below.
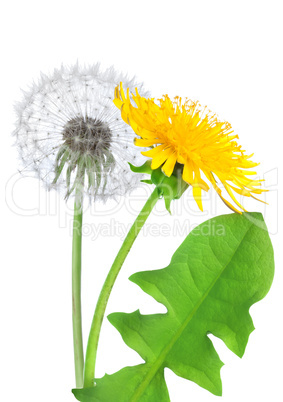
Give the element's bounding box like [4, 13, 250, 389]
[62, 116, 112, 154]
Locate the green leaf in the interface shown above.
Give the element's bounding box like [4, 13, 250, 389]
[73, 365, 170, 402]
[73, 212, 274, 401]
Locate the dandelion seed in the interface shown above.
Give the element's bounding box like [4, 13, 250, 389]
[13, 64, 148, 202]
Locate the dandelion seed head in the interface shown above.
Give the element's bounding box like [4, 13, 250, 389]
[13, 63, 149, 202]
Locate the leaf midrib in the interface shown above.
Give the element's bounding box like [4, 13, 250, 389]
[130, 223, 253, 402]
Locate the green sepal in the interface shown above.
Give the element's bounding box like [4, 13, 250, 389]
[141, 179, 153, 184]
[53, 146, 70, 185]
[130, 161, 189, 213]
[151, 167, 189, 213]
[129, 160, 153, 175]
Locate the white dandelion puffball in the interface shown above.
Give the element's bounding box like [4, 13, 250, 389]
[13, 63, 148, 202]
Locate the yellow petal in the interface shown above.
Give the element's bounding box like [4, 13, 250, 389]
[194, 168, 210, 191]
[193, 185, 203, 211]
[151, 148, 174, 169]
[223, 183, 247, 212]
[135, 138, 161, 147]
[251, 194, 268, 204]
[240, 159, 260, 168]
[182, 160, 194, 184]
[113, 98, 123, 109]
[225, 183, 251, 196]
[207, 172, 242, 213]
[114, 85, 119, 100]
[129, 106, 155, 132]
[119, 82, 126, 101]
[162, 152, 177, 177]
[120, 103, 131, 125]
[142, 144, 167, 157]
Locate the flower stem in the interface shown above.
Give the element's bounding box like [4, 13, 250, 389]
[72, 197, 84, 388]
[83, 187, 160, 388]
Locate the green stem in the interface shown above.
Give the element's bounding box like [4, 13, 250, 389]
[72, 197, 84, 388]
[83, 187, 160, 388]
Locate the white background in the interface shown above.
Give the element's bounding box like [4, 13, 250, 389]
[1, 1, 282, 401]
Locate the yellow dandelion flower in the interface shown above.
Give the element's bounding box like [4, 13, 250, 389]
[114, 83, 266, 213]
